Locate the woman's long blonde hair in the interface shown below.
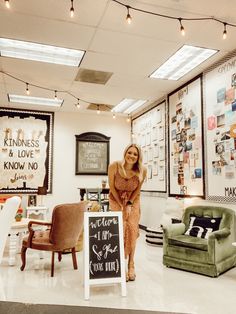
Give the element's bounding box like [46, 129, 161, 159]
[121, 144, 144, 181]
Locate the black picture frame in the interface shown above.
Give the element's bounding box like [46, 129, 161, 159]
[28, 194, 37, 207]
[75, 132, 110, 175]
[0, 107, 54, 194]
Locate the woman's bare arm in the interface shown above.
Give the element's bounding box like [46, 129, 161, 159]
[108, 162, 123, 207]
[129, 167, 147, 203]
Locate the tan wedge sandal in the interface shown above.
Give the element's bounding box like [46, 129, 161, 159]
[128, 263, 136, 281]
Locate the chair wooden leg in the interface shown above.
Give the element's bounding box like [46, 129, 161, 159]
[58, 252, 62, 262]
[51, 251, 55, 277]
[20, 246, 27, 271]
[71, 247, 78, 270]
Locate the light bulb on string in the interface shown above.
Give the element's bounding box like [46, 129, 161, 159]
[127, 114, 131, 123]
[126, 6, 132, 24]
[70, 0, 74, 18]
[5, 0, 10, 9]
[97, 105, 100, 114]
[112, 113, 116, 119]
[76, 98, 80, 109]
[54, 90, 57, 100]
[178, 18, 185, 36]
[26, 83, 30, 95]
[223, 23, 227, 39]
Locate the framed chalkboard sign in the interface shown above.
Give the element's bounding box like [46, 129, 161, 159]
[84, 211, 126, 300]
[75, 132, 110, 175]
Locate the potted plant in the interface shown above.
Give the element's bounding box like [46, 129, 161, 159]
[15, 208, 23, 222]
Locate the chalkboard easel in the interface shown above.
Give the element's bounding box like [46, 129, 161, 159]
[84, 211, 126, 300]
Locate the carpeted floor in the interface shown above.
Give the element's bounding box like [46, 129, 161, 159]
[0, 301, 188, 314]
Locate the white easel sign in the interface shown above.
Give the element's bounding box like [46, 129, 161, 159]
[83, 211, 126, 300]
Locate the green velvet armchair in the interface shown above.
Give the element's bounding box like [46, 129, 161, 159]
[163, 205, 236, 277]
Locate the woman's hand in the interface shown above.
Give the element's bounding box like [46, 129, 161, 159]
[126, 205, 132, 216]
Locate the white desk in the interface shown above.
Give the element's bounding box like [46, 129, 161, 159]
[9, 218, 47, 266]
[26, 206, 48, 220]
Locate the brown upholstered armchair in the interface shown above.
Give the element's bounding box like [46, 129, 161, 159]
[20, 202, 87, 277]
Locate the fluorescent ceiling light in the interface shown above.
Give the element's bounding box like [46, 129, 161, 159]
[8, 94, 63, 107]
[0, 38, 85, 66]
[112, 98, 147, 114]
[150, 45, 218, 80]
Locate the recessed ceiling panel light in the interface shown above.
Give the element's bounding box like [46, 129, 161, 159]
[112, 98, 147, 114]
[150, 45, 218, 80]
[8, 94, 63, 107]
[0, 38, 85, 66]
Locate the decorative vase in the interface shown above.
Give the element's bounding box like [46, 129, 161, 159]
[15, 217, 22, 222]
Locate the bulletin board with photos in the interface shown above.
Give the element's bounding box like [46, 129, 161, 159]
[132, 100, 166, 192]
[204, 53, 236, 203]
[168, 75, 204, 197]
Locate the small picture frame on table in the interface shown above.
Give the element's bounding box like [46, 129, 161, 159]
[28, 195, 37, 207]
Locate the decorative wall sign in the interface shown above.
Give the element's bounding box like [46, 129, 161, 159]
[0, 108, 53, 193]
[205, 53, 236, 203]
[83, 211, 126, 300]
[75, 132, 110, 175]
[168, 76, 204, 197]
[132, 100, 166, 192]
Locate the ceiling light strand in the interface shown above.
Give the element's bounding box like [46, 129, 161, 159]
[4, 0, 10, 9]
[126, 6, 132, 24]
[70, 0, 74, 18]
[178, 18, 185, 36]
[223, 22, 227, 39]
[112, 0, 236, 37]
[0, 70, 118, 116]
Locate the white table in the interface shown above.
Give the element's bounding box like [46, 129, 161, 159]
[8, 218, 47, 266]
[26, 206, 49, 220]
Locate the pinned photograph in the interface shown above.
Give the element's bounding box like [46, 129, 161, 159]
[225, 88, 235, 105]
[231, 73, 236, 87]
[217, 114, 225, 127]
[207, 116, 216, 130]
[215, 142, 225, 155]
[217, 87, 226, 103]
[230, 124, 236, 138]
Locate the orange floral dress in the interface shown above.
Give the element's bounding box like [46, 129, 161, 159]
[109, 170, 140, 259]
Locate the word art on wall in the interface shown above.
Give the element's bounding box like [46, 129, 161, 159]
[168, 75, 204, 197]
[0, 108, 53, 193]
[132, 100, 166, 192]
[205, 53, 236, 203]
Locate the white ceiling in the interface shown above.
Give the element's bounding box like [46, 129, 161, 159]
[0, 0, 236, 115]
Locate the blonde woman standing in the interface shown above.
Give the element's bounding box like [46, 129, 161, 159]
[108, 144, 147, 281]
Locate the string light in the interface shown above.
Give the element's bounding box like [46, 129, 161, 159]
[112, 113, 116, 119]
[178, 18, 185, 36]
[75, 98, 80, 109]
[126, 6, 132, 24]
[4, 0, 10, 9]
[0, 70, 120, 118]
[111, 0, 236, 39]
[25, 83, 30, 95]
[223, 23, 227, 39]
[70, 0, 74, 18]
[126, 114, 131, 122]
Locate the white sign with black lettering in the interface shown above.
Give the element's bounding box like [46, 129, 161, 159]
[83, 211, 126, 300]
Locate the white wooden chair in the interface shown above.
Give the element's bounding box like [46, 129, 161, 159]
[0, 196, 21, 264]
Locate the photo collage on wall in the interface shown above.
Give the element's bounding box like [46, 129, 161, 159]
[132, 101, 166, 192]
[205, 54, 236, 202]
[168, 76, 204, 197]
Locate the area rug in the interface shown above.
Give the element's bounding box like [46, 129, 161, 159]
[0, 301, 189, 314]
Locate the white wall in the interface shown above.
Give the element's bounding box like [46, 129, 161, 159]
[43, 111, 131, 214]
